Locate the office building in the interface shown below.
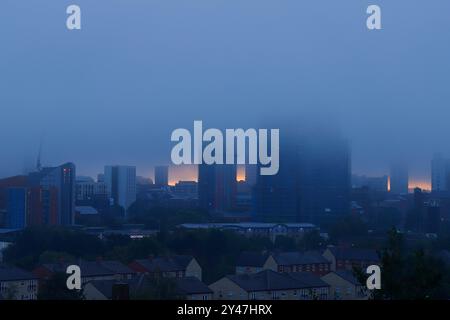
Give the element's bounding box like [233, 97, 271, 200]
[154, 166, 169, 187]
[0, 163, 76, 227]
[28, 162, 76, 226]
[431, 153, 450, 193]
[104, 166, 136, 214]
[6, 188, 27, 229]
[76, 176, 108, 201]
[390, 163, 408, 194]
[198, 164, 237, 213]
[352, 174, 388, 193]
[172, 181, 198, 197]
[245, 165, 258, 187]
[254, 132, 351, 224]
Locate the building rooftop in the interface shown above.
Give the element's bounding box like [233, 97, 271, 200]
[0, 264, 37, 282]
[0, 229, 21, 235]
[273, 251, 329, 266]
[236, 252, 270, 268]
[327, 247, 380, 262]
[133, 255, 194, 273]
[175, 277, 212, 295]
[286, 272, 330, 288]
[227, 270, 325, 292]
[86, 275, 211, 299]
[332, 270, 362, 286]
[39, 260, 135, 277]
[86, 279, 118, 299]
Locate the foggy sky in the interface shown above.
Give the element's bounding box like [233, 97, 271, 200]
[1, 0, 450, 186]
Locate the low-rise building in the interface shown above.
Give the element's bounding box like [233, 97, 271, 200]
[209, 270, 329, 300]
[179, 223, 318, 242]
[129, 255, 202, 281]
[34, 259, 135, 285]
[287, 272, 330, 300]
[322, 247, 380, 271]
[0, 264, 38, 300]
[174, 277, 213, 300]
[321, 270, 368, 300]
[83, 275, 212, 300]
[235, 252, 276, 274]
[235, 250, 331, 276]
[273, 251, 331, 276]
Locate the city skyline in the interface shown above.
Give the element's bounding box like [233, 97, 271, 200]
[2, 1, 450, 186]
[13, 162, 437, 190]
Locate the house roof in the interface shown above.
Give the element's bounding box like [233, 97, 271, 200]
[86, 280, 117, 299]
[41, 260, 135, 277]
[227, 270, 324, 292]
[286, 272, 330, 288]
[98, 260, 136, 275]
[175, 277, 212, 295]
[86, 275, 211, 299]
[236, 252, 270, 268]
[134, 255, 194, 272]
[332, 270, 362, 286]
[0, 264, 37, 281]
[327, 247, 379, 261]
[273, 251, 329, 265]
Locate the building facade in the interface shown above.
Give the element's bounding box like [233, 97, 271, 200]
[431, 153, 450, 193]
[0, 163, 76, 228]
[198, 164, 237, 213]
[254, 131, 351, 224]
[104, 165, 136, 214]
[0, 264, 38, 300]
[390, 163, 409, 194]
[154, 166, 169, 187]
[209, 270, 329, 300]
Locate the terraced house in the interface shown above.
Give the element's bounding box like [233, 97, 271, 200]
[33, 259, 136, 284]
[322, 247, 380, 271]
[272, 251, 331, 275]
[235, 251, 331, 276]
[0, 264, 38, 300]
[129, 255, 202, 280]
[321, 270, 369, 300]
[209, 269, 330, 300]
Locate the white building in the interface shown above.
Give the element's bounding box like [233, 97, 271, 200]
[76, 176, 108, 201]
[104, 166, 136, 215]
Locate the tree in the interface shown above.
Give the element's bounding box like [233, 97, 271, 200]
[3, 226, 105, 269]
[297, 230, 327, 251]
[328, 214, 368, 242]
[361, 228, 448, 300]
[274, 236, 296, 251]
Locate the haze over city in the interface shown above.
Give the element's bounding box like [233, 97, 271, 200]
[2, 0, 450, 189]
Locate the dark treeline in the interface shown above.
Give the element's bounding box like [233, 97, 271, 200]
[3, 211, 450, 297]
[3, 226, 324, 283]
